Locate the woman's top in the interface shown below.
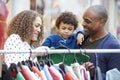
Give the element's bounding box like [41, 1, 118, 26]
[4, 34, 31, 66]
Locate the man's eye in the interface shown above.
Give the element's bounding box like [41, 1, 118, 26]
[84, 19, 91, 24]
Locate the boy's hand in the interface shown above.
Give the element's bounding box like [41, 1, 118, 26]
[77, 33, 84, 45]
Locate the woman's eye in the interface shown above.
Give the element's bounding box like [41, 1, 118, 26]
[35, 24, 39, 27]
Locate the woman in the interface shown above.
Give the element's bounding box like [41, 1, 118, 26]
[3, 10, 48, 66]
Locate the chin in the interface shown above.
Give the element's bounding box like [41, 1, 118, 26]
[32, 39, 38, 41]
[85, 31, 89, 35]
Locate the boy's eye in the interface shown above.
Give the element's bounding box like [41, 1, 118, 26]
[62, 27, 66, 30]
[68, 28, 73, 31]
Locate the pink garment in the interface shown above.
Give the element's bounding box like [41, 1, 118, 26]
[48, 67, 60, 80]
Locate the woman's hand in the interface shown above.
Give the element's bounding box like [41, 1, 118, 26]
[77, 33, 84, 45]
[31, 46, 50, 59]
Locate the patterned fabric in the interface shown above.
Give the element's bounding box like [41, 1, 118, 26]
[4, 34, 31, 66]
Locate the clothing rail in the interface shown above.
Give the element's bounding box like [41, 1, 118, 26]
[0, 49, 120, 77]
[0, 49, 120, 54]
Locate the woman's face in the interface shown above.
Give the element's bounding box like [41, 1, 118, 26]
[31, 16, 42, 41]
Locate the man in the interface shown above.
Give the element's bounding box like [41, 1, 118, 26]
[76, 5, 120, 80]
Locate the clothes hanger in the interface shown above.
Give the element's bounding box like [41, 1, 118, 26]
[45, 49, 54, 67]
[35, 62, 41, 71]
[73, 52, 78, 63]
[76, 48, 90, 65]
[56, 45, 69, 64]
[17, 62, 22, 70]
[29, 48, 32, 60]
[38, 52, 46, 67]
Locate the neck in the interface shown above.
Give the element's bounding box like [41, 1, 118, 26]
[24, 39, 31, 44]
[89, 30, 107, 42]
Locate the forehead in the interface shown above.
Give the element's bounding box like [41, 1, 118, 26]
[59, 22, 74, 28]
[34, 16, 42, 23]
[83, 9, 99, 21]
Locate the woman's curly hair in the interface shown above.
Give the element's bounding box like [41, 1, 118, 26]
[7, 10, 44, 48]
[55, 11, 78, 30]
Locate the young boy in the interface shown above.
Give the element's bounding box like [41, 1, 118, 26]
[42, 11, 82, 49]
[40, 12, 89, 65]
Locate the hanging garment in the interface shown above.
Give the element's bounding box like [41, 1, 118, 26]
[31, 66, 44, 80]
[94, 66, 103, 80]
[15, 72, 25, 80]
[65, 65, 78, 80]
[37, 46, 90, 65]
[106, 68, 120, 80]
[50, 65, 64, 80]
[71, 62, 82, 80]
[2, 64, 12, 80]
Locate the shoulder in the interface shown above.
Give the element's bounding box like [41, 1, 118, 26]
[5, 34, 22, 44]
[106, 33, 119, 43]
[102, 33, 120, 48]
[4, 34, 30, 50]
[9, 34, 21, 39]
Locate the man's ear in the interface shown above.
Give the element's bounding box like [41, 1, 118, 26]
[100, 19, 106, 26]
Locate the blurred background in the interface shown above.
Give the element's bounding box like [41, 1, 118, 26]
[4, 0, 120, 42]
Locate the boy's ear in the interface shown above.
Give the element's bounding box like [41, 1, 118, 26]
[56, 27, 59, 31]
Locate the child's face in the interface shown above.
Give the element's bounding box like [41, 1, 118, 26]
[58, 22, 75, 39]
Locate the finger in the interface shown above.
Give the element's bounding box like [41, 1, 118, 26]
[82, 37, 84, 41]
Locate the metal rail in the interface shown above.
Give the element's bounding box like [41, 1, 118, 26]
[0, 49, 120, 54]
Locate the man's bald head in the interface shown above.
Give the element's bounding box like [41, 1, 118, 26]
[86, 5, 108, 22]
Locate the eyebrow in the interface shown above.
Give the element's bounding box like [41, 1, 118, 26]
[84, 17, 93, 22]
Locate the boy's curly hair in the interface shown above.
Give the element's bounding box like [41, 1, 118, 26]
[55, 11, 78, 30]
[7, 10, 44, 47]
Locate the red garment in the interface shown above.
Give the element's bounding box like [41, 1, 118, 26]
[48, 67, 60, 80]
[64, 72, 74, 80]
[0, 1, 9, 49]
[11, 69, 17, 78]
[21, 68, 31, 80]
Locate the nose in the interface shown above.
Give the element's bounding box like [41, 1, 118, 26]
[82, 21, 86, 28]
[37, 27, 41, 32]
[65, 29, 69, 33]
